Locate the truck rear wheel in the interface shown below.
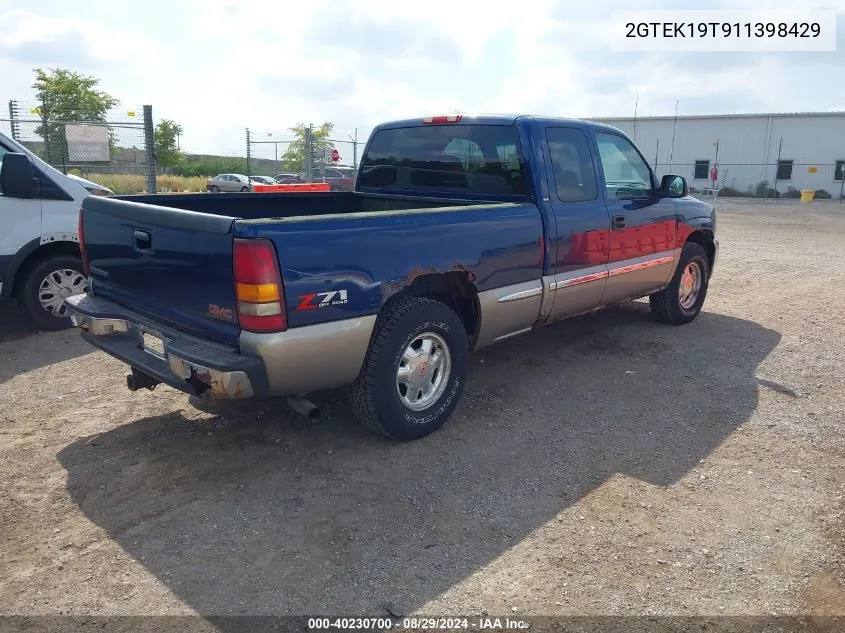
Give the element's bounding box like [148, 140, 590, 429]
[350, 296, 468, 440]
[18, 254, 86, 330]
[649, 242, 710, 325]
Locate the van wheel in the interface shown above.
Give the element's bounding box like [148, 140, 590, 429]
[350, 296, 468, 441]
[649, 242, 710, 325]
[18, 255, 86, 330]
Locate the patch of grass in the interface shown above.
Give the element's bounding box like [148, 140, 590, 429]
[76, 174, 209, 195]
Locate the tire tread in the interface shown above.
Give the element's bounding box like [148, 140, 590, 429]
[350, 295, 458, 439]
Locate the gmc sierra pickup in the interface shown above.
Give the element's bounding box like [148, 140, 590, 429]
[64, 114, 717, 440]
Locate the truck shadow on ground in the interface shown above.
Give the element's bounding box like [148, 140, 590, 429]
[57, 302, 781, 620]
[0, 304, 93, 385]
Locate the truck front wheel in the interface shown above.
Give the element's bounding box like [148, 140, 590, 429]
[350, 296, 468, 440]
[649, 242, 710, 325]
[18, 254, 86, 330]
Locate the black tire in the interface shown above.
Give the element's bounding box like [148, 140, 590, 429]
[240, 186, 249, 192]
[209, 185, 220, 193]
[350, 296, 469, 441]
[650, 242, 710, 325]
[17, 254, 86, 330]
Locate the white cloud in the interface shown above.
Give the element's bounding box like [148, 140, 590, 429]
[0, 9, 163, 65]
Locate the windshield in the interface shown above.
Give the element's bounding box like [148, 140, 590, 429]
[358, 124, 527, 197]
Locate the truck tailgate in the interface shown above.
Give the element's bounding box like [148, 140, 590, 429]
[81, 196, 241, 345]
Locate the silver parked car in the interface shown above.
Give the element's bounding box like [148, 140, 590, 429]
[206, 173, 250, 193]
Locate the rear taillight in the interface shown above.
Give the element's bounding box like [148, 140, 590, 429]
[78, 208, 90, 276]
[233, 238, 286, 333]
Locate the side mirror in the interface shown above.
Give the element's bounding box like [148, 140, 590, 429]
[0, 152, 37, 198]
[660, 174, 688, 198]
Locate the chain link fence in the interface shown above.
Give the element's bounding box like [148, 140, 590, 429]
[246, 125, 361, 190]
[3, 101, 156, 195]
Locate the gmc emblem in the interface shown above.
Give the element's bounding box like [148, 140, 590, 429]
[208, 304, 235, 321]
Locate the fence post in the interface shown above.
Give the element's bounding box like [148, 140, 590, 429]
[304, 124, 313, 183]
[41, 102, 51, 164]
[8, 100, 20, 140]
[773, 136, 782, 199]
[246, 128, 252, 187]
[143, 105, 156, 194]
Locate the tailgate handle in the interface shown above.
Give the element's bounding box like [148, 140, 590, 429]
[133, 229, 152, 252]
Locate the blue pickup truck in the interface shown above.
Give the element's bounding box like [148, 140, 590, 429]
[66, 114, 717, 440]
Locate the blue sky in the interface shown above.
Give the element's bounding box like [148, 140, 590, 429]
[1, 0, 843, 159]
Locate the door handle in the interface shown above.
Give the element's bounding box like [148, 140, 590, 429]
[612, 215, 626, 230]
[133, 229, 152, 252]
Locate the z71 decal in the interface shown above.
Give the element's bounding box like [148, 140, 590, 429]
[296, 289, 349, 311]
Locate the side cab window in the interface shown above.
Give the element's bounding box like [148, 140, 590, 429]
[594, 132, 655, 200]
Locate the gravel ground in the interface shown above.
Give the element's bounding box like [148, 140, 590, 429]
[0, 199, 843, 621]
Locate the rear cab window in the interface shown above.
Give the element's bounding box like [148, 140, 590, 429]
[358, 124, 527, 197]
[546, 127, 598, 203]
[0, 143, 7, 194]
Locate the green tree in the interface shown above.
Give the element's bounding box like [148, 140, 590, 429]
[32, 68, 118, 162]
[281, 122, 334, 173]
[154, 119, 184, 171]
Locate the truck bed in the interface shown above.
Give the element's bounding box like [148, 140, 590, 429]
[81, 192, 543, 346]
[117, 191, 493, 221]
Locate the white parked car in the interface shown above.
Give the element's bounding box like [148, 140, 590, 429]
[0, 132, 93, 329]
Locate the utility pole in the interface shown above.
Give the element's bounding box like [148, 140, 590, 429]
[632, 92, 639, 142]
[773, 136, 783, 198]
[654, 139, 659, 172]
[668, 100, 679, 171]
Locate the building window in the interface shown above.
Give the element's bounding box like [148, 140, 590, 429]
[835, 160, 845, 181]
[776, 160, 793, 181]
[693, 160, 709, 180]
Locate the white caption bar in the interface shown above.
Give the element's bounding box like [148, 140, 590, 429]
[610, 10, 837, 52]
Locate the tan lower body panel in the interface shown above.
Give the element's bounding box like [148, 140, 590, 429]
[475, 279, 544, 350]
[239, 315, 377, 395]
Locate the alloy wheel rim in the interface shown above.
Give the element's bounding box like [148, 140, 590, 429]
[396, 332, 452, 412]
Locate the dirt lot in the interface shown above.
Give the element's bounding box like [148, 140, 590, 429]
[1, 199, 843, 622]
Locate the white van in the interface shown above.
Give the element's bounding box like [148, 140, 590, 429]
[0, 131, 101, 329]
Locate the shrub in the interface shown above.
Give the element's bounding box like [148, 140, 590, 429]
[754, 180, 780, 198]
[77, 174, 210, 195]
[781, 189, 801, 199]
[718, 186, 752, 197]
[814, 189, 832, 199]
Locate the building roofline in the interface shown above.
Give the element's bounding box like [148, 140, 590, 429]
[589, 111, 845, 122]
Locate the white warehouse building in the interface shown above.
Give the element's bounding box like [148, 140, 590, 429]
[591, 112, 845, 197]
